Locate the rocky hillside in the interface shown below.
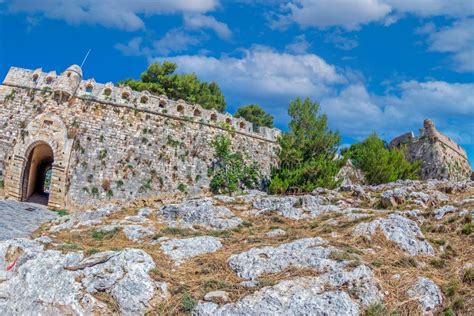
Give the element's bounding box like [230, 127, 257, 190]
[1, 180, 473, 315]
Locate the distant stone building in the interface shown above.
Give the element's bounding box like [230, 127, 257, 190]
[390, 119, 471, 181]
[0, 65, 280, 209]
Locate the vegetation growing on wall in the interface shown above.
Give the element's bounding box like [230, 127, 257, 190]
[234, 104, 274, 132]
[269, 98, 342, 193]
[120, 61, 226, 113]
[342, 133, 420, 185]
[209, 134, 259, 195]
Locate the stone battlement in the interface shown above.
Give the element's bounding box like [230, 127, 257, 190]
[2, 66, 281, 142]
[0, 64, 280, 209]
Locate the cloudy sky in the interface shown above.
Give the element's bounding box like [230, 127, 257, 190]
[0, 0, 473, 164]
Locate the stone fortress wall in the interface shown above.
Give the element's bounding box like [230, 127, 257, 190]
[0, 65, 280, 209]
[390, 119, 471, 180]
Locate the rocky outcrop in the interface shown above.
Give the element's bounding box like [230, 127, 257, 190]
[0, 239, 166, 315]
[353, 214, 434, 256]
[159, 236, 222, 265]
[390, 119, 471, 181]
[157, 198, 242, 230]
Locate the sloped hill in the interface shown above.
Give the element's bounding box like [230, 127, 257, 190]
[1, 180, 473, 315]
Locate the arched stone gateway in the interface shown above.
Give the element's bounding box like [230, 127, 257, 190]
[4, 113, 73, 209]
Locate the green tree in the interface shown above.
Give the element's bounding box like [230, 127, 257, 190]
[234, 104, 274, 131]
[342, 133, 420, 185]
[209, 134, 260, 195]
[120, 61, 226, 112]
[269, 98, 342, 193]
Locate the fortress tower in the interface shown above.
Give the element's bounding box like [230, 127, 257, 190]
[390, 119, 471, 180]
[53, 65, 82, 101]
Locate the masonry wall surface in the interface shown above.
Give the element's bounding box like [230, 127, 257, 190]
[0, 66, 280, 209]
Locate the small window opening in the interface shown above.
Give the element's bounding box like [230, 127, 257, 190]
[177, 104, 184, 114]
[103, 88, 112, 96]
[193, 109, 201, 117]
[210, 113, 217, 121]
[140, 96, 148, 104]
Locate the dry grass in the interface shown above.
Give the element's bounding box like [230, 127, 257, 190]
[32, 189, 474, 315]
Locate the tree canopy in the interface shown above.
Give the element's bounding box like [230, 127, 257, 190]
[269, 98, 342, 193]
[342, 133, 420, 185]
[234, 104, 274, 132]
[120, 61, 226, 112]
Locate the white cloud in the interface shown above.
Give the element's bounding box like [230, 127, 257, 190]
[285, 0, 391, 31]
[385, 0, 474, 18]
[155, 46, 345, 100]
[184, 14, 232, 39]
[285, 35, 311, 54]
[152, 29, 201, 56]
[321, 80, 474, 142]
[279, 0, 474, 31]
[115, 37, 144, 56]
[324, 31, 359, 50]
[425, 19, 474, 72]
[8, 0, 219, 31]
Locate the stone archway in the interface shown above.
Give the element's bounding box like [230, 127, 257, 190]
[20, 142, 54, 205]
[4, 113, 73, 209]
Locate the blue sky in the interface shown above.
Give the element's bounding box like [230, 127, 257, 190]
[0, 0, 473, 165]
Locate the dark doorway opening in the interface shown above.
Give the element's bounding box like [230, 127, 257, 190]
[21, 143, 54, 205]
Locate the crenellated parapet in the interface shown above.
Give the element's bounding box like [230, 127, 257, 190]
[2, 66, 281, 142]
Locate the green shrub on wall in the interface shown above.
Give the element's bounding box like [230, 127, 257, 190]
[208, 134, 259, 195]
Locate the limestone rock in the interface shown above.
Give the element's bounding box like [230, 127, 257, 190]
[353, 214, 434, 256]
[123, 225, 155, 242]
[265, 228, 287, 237]
[195, 265, 382, 315]
[380, 188, 407, 208]
[195, 281, 360, 316]
[159, 236, 222, 265]
[228, 237, 339, 280]
[433, 205, 457, 220]
[252, 195, 342, 220]
[407, 277, 443, 313]
[336, 159, 365, 186]
[158, 198, 242, 230]
[203, 290, 229, 302]
[0, 238, 162, 315]
[50, 204, 120, 232]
